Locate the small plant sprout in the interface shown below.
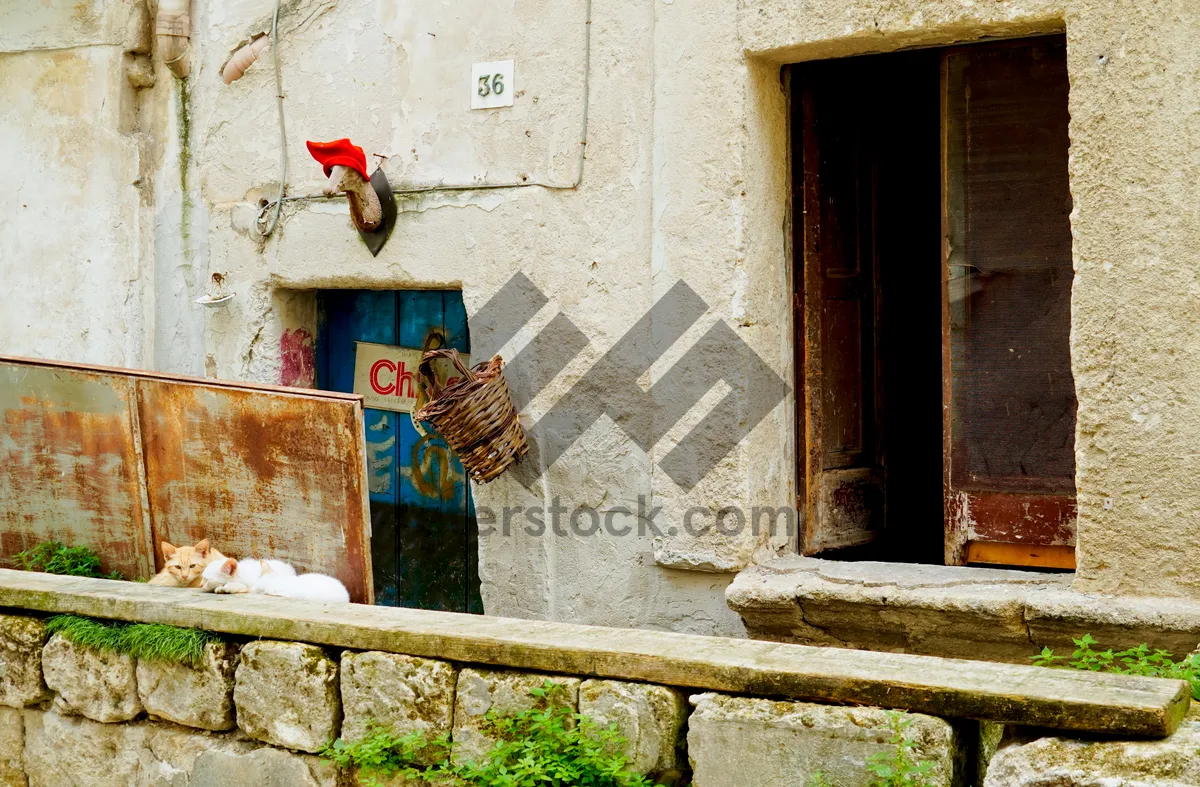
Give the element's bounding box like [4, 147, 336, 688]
[864, 712, 937, 787]
[806, 713, 936, 787]
[1032, 634, 1200, 700]
[322, 680, 663, 786]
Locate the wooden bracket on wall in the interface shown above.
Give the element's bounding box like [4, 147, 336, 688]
[359, 168, 396, 257]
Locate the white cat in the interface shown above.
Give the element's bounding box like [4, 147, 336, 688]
[200, 556, 293, 592]
[201, 557, 350, 603]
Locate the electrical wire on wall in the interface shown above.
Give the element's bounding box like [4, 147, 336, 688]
[256, 0, 287, 237]
[255, 0, 594, 239]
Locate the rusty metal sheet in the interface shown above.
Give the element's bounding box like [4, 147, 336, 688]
[138, 380, 372, 603]
[0, 355, 372, 603]
[0, 363, 152, 580]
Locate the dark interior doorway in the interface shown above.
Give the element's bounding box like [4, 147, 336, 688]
[791, 48, 945, 564]
[790, 35, 1076, 568]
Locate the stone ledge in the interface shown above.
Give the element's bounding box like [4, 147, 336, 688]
[727, 557, 1200, 663]
[0, 569, 1188, 737]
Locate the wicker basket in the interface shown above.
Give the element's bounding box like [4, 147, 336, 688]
[412, 348, 528, 484]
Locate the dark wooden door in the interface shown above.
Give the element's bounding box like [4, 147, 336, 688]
[795, 66, 886, 554]
[941, 37, 1077, 569]
[317, 290, 482, 611]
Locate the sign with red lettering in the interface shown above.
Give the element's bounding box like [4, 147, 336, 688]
[353, 342, 470, 413]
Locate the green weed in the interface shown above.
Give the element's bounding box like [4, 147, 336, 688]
[45, 614, 219, 668]
[864, 713, 938, 787]
[13, 540, 123, 580]
[1032, 633, 1200, 700]
[322, 680, 663, 787]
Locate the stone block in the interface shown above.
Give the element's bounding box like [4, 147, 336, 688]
[21, 707, 340, 787]
[1024, 588, 1200, 657]
[42, 633, 141, 722]
[234, 640, 341, 753]
[140, 721, 256, 787]
[24, 708, 146, 786]
[137, 641, 238, 731]
[976, 721, 1007, 787]
[579, 679, 687, 784]
[730, 557, 1200, 666]
[191, 746, 341, 787]
[687, 693, 962, 787]
[984, 720, 1200, 786]
[452, 668, 580, 765]
[340, 651, 455, 761]
[0, 707, 23, 787]
[0, 613, 50, 707]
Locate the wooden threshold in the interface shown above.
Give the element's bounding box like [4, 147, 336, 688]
[966, 541, 1076, 570]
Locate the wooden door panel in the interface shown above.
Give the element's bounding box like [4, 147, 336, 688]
[822, 298, 865, 466]
[941, 37, 1077, 566]
[809, 468, 885, 553]
[950, 490, 1076, 545]
[797, 67, 885, 555]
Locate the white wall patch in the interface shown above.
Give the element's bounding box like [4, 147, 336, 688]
[471, 60, 514, 109]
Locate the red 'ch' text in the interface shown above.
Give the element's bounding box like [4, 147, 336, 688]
[369, 359, 416, 398]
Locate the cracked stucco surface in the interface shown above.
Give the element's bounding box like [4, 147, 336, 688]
[3, 0, 1200, 635]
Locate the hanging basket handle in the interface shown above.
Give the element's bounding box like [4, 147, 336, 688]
[415, 327, 473, 415]
[413, 333, 448, 435]
[418, 348, 475, 399]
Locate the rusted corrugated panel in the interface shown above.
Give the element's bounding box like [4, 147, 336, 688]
[0, 355, 372, 603]
[138, 380, 372, 603]
[0, 363, 152, 579]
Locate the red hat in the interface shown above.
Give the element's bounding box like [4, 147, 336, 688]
[306, 138, 369, 180]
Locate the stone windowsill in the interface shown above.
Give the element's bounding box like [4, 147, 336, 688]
[727, 556, 1200, 663]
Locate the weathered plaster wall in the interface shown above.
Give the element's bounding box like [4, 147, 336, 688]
[1058, 1, 1200, 597]
[736, 1, 1200, 599]
[179, 0, 788, 635]
[0, 2, 144, 367]
[0, 1, 201, 372]
[4, 0, 1200, 630]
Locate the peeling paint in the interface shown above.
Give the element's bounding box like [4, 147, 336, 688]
[279, 328, 315, 388]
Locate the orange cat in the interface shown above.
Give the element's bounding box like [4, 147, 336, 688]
[148, 540, 224, 587]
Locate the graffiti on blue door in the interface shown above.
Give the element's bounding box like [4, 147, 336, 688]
[316, 290, 482, 613]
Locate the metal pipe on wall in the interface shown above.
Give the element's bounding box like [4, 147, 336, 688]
[157, 0, 192, 78]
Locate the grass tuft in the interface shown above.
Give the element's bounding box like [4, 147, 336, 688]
[46, 614, 219, 668]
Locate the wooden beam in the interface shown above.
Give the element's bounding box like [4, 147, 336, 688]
[967, 541, 1076, 570]
[0, 570, 1186, 737]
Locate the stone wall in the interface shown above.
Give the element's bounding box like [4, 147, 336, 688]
[0, 571, 1196, 787]
[0, 612, 966, 786]
[5, 0, 1200, 640]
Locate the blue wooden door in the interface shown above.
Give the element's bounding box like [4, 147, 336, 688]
[316, 290, 482, 612]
